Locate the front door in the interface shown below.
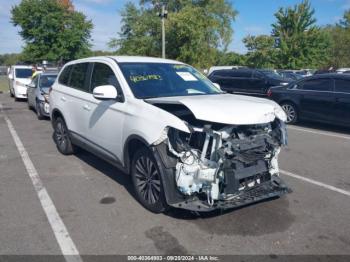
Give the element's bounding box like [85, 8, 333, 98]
[84, 62, 127, 164]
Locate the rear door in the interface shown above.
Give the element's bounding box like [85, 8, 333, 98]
[250, 71, 268, 95]
[56, 62, 91, 137]
[299, 78, 336, 122]
[334, 78, 350, 126]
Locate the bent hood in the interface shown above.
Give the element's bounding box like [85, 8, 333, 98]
[145, 93, 286, 125]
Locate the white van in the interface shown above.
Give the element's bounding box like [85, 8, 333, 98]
[8, 65, 33, 100]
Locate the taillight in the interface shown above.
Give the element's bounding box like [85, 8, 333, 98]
[267, 88, 272, 97]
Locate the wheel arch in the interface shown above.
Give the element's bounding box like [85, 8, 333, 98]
[123, 135, 150, 174]
[51, 108, 66, 127]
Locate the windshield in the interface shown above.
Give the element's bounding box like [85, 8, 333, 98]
[119, 63, 222, 99]
[40, 75, 57, 89]
[15, 68, 32, 79]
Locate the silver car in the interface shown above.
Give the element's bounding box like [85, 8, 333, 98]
[27, 72, 58, 120]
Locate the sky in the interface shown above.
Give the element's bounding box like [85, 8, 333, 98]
[0, 0, 349, 55]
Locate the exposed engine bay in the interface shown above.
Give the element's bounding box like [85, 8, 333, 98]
[149, 101, 291, 211]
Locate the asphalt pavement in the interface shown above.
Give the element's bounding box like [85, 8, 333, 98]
[0, 93, 350, 259]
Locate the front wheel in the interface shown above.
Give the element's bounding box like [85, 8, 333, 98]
[53, 117, 75, 155]
[131, 148, 168, 213]
[281, 102, 298, 124]
[36, 101, 44, 120]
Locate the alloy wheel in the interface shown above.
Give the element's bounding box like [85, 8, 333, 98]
[134, 156, 161, 205]
[281, 104, 296, 123]
[55, 121, 67, 150]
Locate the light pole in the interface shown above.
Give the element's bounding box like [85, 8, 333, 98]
[157, 4, 168, 59]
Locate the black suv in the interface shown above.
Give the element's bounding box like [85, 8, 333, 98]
[208, 68, 292, 96]
[268, 74, 350, 126]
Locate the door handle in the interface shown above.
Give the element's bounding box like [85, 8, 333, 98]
[83, 105, 91, 111]
[60, 97, 66, 102]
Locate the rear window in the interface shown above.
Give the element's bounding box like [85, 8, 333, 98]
[58, 66, 72, 86]
[69, 63, 89, 91]
[15, 68, 32, 78]
[302, 79, 333, 91]
[335, 79, 350, 93]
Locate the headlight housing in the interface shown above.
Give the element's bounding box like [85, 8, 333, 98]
[274, 106, 287, 122]
[43, 93, 50, 103]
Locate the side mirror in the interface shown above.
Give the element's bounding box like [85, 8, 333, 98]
[93, 85, 118, 100]
[27, 83, 35, 88]
[213, 83, 221, 90]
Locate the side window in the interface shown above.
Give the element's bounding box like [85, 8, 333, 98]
[335, 79, 350, 93]
[69, 63, 89, 92]
[91, 63, 120, 89]
[302, 79, 333, 92]
[212, 70, 230, 77]
[58, 65, 72, 86]
[253, 71, 265, 79]
[231, 70, 252, 78]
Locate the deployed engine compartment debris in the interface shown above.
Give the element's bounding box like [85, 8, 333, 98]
[165, 119, 288, 207]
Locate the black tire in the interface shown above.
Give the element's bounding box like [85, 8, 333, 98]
[36, 101, 44, 120]
[53, 117, 75, 155]
[131, 148, 168, 213]
[281, 102, 298, 124]
[10, 89, 14, 97]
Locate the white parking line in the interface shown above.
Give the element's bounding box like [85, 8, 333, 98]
[280, 169, 350, 197]
[288, 126, 350, 140]
[0, 103, 82, 262]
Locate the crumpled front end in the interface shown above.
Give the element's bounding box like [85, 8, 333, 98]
[153, 118, 291, 212]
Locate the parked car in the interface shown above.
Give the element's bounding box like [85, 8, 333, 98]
[336, 68, 350, 74]
[206, 65, 247, 76]
[49, 56, 290, 213]
[295, 69, 314, 77]
[8, 65, 33, 100]
[208, 68, 292, 97]
[278, 70, 303, 81]
[268, 74, 350, 126]
[27, 72, 58, 119]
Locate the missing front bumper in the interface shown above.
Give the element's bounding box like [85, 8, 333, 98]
[169, 175, 291, 212]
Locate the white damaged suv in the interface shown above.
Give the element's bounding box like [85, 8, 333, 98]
[50, 56, 290, 213]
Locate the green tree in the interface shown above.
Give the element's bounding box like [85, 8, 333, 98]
[243, 35, 277, 68]
[11, 0, 93, 63]
[325, 9, 350, 68]
[271, 0, 330, 69]
[109, 0, 237, 68]
[215, 51, 246, 66]
[0, 53, 23, 66]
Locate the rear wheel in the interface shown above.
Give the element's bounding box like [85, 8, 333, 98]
[10, 88, 14, 97]
[281, 102, 298, 124]
[53, 117, 75, 155]
[131, 148, 168, 213]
